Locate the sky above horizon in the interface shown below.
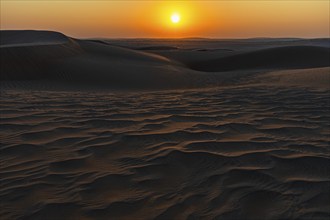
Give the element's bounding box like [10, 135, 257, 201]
[1, 1, 329, 38]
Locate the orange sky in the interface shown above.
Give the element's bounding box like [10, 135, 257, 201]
[1, 1, 329, 38]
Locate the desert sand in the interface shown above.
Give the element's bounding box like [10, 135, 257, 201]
[1, 30, 330, 219]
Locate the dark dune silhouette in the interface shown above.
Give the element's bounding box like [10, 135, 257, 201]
[188, 46, 330, 72]
[137, 45, 179, 50]
[1, 31, 329, 89]
[0, 30, 68, 46]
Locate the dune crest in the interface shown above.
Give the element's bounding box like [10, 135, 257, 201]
[1, 30, 330, 90]
[0, 30, 70, 47]
[1, 30, 196, 88]
[188, 46, 330, 72]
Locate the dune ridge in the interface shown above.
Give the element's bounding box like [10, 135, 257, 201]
[1, 30, 329, 89]
[1, 31, 200, 88]
[188, 46, 330, 72]
[0, 30, 69, 47]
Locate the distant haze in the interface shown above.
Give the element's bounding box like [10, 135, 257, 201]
[1, 1, 329, 38]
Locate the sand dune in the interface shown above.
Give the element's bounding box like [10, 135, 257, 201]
[1, 41, 82, 80]
[0, 30, 69, 47]
[105, 38, 330, 51]
[188, 46, 330, 72]
[1, 30, 330, 220]
[254, 67, 330, 89]
[1, 31, 197, 88]
[1, 30, 329, 89]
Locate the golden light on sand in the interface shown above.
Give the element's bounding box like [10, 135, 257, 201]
[171, 13, 180, 23]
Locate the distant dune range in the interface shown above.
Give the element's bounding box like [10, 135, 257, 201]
[189, 46, 330, 72]
[1, 30, 329, 89]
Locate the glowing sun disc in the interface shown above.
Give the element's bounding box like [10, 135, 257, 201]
[171, 13, 180, 23]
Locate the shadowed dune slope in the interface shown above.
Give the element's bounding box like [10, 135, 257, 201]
[189, 46, 330, 72]
[0, 30, 69, 47]
[0, 40, 83, 80]
[0, 30, 191, 88]
[0, 30, 83, 80]
[1, 30, 330, 89]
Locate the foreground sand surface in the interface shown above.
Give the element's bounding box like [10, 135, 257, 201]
[1, 31, 330, 219]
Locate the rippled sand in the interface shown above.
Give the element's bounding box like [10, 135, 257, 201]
[1, 86, 329, 220]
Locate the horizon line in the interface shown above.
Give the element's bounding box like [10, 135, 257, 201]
[1, 29, 330, 40]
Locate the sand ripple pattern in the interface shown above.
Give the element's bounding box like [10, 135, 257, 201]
[1, 87, 330, 220]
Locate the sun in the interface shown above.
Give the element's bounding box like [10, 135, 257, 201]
[171, 13, 180, 23]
